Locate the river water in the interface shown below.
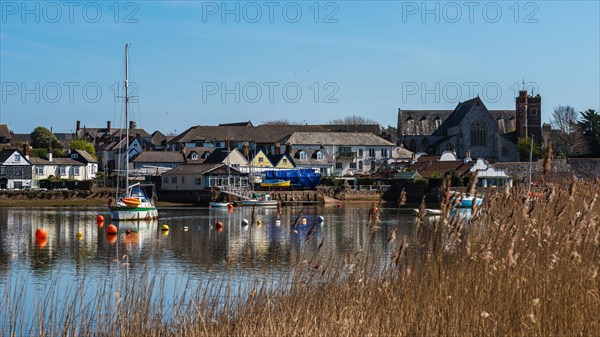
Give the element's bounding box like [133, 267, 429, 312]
[0, 205, 418, 333]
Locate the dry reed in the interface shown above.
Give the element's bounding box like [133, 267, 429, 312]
[1, 179, 599, 336]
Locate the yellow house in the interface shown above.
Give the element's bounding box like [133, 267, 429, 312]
[248, 150, 273, 168]
[267, 154, 295, 169]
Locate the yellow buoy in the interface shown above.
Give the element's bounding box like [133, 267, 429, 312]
[257, 219, 262, 226]
[161, 224, 170, 231]
[76, 232, 83, 240]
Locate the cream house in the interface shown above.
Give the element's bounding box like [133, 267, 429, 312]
[29, 150, 97, 188]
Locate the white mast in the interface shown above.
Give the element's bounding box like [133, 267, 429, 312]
[124, 43, 130, 195]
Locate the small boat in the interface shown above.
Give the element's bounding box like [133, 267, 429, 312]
[425, 208, 442, 216]
[260, 179, 290, 188]
[458, 196, 483, 208]
[236, 193, 278, 207]
[209, 201, 231, 207]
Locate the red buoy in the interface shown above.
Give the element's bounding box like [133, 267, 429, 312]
[337, 203, 343, 208]
[227, 204, 233, 210]
[216, 221, 223, 228]
[125, 229, 132, 235]
[35, 228, 47, 240]
[97, 215, 104, 223]
[106, 224, 118, 235]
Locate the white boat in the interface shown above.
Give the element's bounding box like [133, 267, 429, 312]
[236, 193, 278, 207]
[109, 44, 158, 221]
[209, 201, 231, 208]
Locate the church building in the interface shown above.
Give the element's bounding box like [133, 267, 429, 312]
[397, 90, 542, 162]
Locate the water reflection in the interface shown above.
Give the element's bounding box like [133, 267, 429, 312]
[0, 205, 419, 326]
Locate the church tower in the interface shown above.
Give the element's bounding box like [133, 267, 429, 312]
[516, 90, 542, 141]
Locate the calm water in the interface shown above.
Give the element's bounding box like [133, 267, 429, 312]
[0, 205, 417, 332]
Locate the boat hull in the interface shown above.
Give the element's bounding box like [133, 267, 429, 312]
[235, 200, 278, 207]
[110, 206, 158, 220]
[260, 180, 290, 188]
[209, 202, 231, 207]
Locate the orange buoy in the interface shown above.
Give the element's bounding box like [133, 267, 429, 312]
[106, 224, 118, 235]
[36, 237, 48, 249]
[35, 228, 47, 240]
[216, 221, 223, 228]
[227, 204, 234, 210]
[97, 215, 104, 223]
[98, 221, 104, 228]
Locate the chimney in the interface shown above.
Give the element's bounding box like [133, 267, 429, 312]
[106, 121, 111, 134]
[285, 142, 292, 155]
[129, 121, 137, 129]
[464, 150, 471, 163]
[22, 143, 31, 159]
[242, 144, 249, 158]
[47, 148, 53, 162]
[410, 152, 416, 165]
[76, 120, 81, 133]
[274, 143, 281, 155]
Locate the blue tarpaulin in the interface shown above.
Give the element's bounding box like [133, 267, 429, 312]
[263, 169, 321, 189]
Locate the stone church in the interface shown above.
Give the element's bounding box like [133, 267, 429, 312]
[397, 90, 542, 162]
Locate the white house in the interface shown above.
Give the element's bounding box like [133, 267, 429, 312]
[29, 150, 97, 188]
[280, 132, 399, 176]
[0, 149, 32, 189]
[70, 150, 98, 180]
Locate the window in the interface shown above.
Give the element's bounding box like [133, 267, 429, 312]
[36, 167, 44, 175]
[368, 148, 376, 158]
[316, 151, 324, 160]
[181, 176, 185, 184]
[470, 121, 487, 147]
[14, 168, 22, 177]
[336, 162, 343, 169]
[381, 149, 388, 158]
[299, 151, 307, 160]
[359, 161, 363, 170]
[530, 108, 538, 116]
[171, 176, 177, 184]
[421, 138, 429, 152]
[71, 153, 79, 159]
[74, 167, 80, 175]
[358, 149, 363, 157]
[349, 162, 357, 169]
[258, 157, 264, 163]
[163, 177, 168, 183]
[282, 158, 288, 164]
[0, 167, 4, 175]
[195, 178, 202, 185]
[191, 152, 198, 160]
[59, 167, 66, 176]
[15, 154, 21, 162]
[501, 144, 509, 157]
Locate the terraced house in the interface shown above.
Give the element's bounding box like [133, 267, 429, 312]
[0, 149, 32, 189]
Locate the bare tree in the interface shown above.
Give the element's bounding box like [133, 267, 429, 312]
[328, 115, 379, 125]
[261, 119, 292, 125]
[551, 105, 588, 157]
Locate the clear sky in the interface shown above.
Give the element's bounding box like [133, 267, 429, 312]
[1, 0, 599, 134]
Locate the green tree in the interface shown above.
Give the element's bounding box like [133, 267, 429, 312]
[580, 109, 600, 157]
[30, 126, 63, 150]
[69, 139, 97, 159]
[518, 138, 541, 162]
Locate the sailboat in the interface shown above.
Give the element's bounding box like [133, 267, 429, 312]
[109, 44, 159, 221]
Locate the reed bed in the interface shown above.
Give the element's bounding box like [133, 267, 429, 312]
[2, 178, 599, 336]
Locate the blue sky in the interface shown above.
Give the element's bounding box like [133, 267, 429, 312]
[1, 0, 599, 134]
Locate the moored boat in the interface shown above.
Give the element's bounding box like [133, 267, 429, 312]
[236, 193, 278, 207]
[260, 179, 290, 188]
[209, 201, 231, 207]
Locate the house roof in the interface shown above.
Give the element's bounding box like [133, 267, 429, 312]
[132, 151, 185, 163]
[181, 147, 214, 162]
[219, 121, 254, 127]
[395, 171, 422, 180]
[29, 157, 84, 166]
[409, 160, 474, 179]
[203, 148, 246, 164]
[283, 132, 396, 146]
[72, 149, 98, 163]
[320, 124, 381, 134]
[0, 149, 23, 163]
[163, 163, 244, 176]
[150, 131, 171, 146]
[9, 133, 30, 144]
[0, 125, 11, 139]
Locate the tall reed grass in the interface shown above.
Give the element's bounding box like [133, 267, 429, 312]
[2, 178, 599, 336]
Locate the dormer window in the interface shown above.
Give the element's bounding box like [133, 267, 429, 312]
[299, 151, 307, 160]
[191, 152, 198, 160]
[71, 153, 79, 159]
[316, 151, 324, 160]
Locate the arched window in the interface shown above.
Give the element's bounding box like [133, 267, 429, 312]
[299, 151, 307, 160]
[470, 121, 486, 147]
[316, 151, 324, 160]
[421, 138, 429, 152]
[501, 144, 509, 157]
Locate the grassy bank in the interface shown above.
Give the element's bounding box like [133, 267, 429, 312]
[2, 178, 599, 336]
